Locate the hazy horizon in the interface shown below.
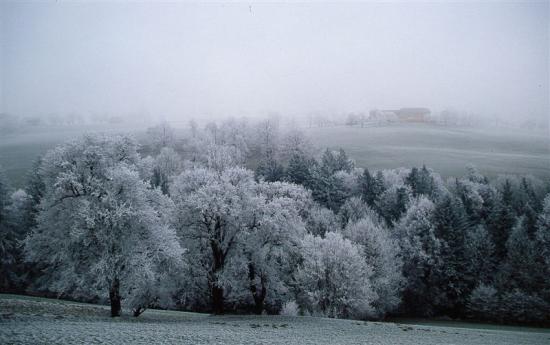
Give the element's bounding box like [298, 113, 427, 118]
[1, 1, 548, 124]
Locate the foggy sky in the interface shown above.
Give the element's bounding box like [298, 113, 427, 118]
[1, 1, 548, 122]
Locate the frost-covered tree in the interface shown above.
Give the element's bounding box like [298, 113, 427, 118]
[432, 195, 470, 315]
[499, 290, 549, 324]
[535, 194, 550, 250]
[24, 134, 183, 317]
[0, 167, 16, 290]
[498, 217, 541, 293]
[394, 196, 441, 315]
[358, 169, 385, 210]
[238, 182, 309, 313]
[204, 143, 244, 172]
[279, 129, 315, 162]
[255, 154, 285, 182]
[295, 232, 375, 319]
[320, 149, 354, 175]
[171, 167, 257, 313]
[486, 191, 516, 260]
[218, 117, 250, 158]
[466, 284, 499, 321]
[377, 185, 411, 226]
[305, 205, 340, 237]
[150, 147, 182, 195]
[145, 121, 175, 152]
[286, 153, 314, 185]
[406, 166, 435, 198]
[453, 178, 484, 223]
[343, 217, 403, 318]
[1, 189, 34, 291]
[338, 197, 381, 228]
[254, 117, 280, 157]
[463, 225, 495, 285]
[171, 167, 310, 314]
[307, 164, 349, 211]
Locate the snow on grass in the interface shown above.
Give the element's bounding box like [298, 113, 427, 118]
[305, 124, 550, 179]
[1, 294, 549, 345]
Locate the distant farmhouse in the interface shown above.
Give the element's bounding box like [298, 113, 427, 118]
[369, 108, 431, 124]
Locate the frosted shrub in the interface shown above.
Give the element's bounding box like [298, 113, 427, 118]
[466, 284, 499, 321]
[280, 300, 299, 316]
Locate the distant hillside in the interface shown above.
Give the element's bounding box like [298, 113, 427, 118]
[305, 123, 550, 179]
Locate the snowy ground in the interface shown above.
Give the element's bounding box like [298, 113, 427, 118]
[1, 294, 549, 345]
[306, 124, 550, 179]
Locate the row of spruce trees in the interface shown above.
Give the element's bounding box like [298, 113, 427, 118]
[255, 148, 550, 324]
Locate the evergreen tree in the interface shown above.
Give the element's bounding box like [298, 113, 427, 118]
[0, 167, 16, 291]
[498, 217, 540, 293]
[535, 195, 550, 301]
[432, 195, 471, 315]
[486, 193, 516, 260]
[358, 169, 385, 209]
[335, 148, 354, 173]
[405, 165, 435, 198]
[417, 165, 435, 197]
[466, 284, 499, 321]
[394, 196, 441, 316]
[464, 225, 495, 286]
[320, 148, 353, 175]
[454, 179, 484, 223]
[406, 167, 420, 196]
[307, 164, 349, 211]
[501, 178, 514, 208]
[320, 149, 338, 174]
[378, 186, 410, 226]
[286, 153, 314, 185]
[255, 154, 285, 182]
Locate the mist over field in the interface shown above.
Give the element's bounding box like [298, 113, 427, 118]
[1, 2, 549, 345]
[1, 1, 548, 125]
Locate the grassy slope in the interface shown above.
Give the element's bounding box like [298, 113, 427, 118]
[1, 123, 549, 188]
[305, 124, 550, 179]
[1, 294, 548, 345]
[0, 124, 144, 188]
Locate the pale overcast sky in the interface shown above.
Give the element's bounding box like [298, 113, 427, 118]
[1, 1, 548, 122]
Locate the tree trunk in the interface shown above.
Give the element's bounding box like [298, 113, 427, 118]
[109, 278, 121, 317]
[210, 240, 225, 314]
[248, 263, 267, 315]
[211, 285, 224, 314]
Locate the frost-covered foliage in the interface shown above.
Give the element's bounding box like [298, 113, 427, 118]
[24, 134, 184, 316]
[149, 147, 182, 195]
[466, 284, 499, 321]
[338, 197, 381, 228]
[171, 167, 310, 314]
[295, 232, 375, 319]
[305, 205, 340, 237]
[536, 195, 550, 268]
[343, 217, 403, 318]
[394, 196, 441, 315]
[145, 121, 176, 152]
[4, 125, 550, 325]
[0, 167, 16, 290]
[279, 299, 299, 316]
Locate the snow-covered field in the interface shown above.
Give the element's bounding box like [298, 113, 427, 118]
[306, 124, 550, 179]
[1, 294, 548, 345]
